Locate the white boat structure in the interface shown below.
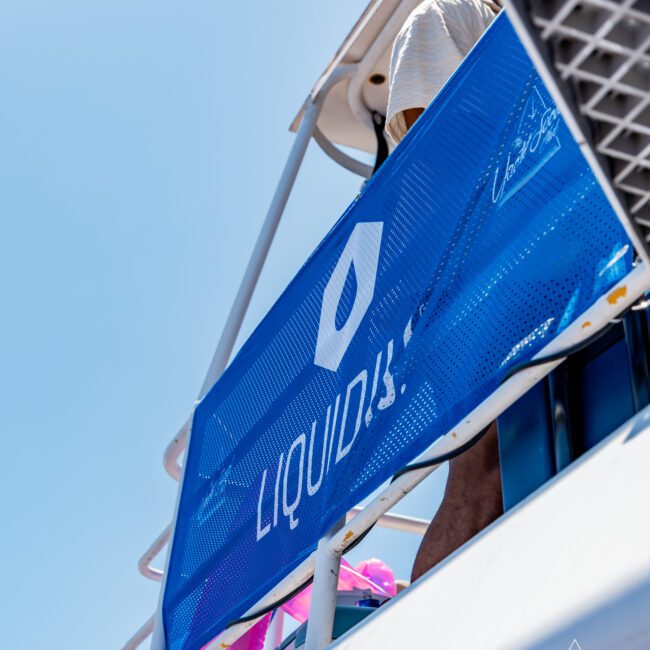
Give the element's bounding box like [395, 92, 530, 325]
[125, 1, 650, 649]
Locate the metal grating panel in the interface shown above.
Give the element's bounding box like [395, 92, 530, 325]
[508, 0, 650, 251]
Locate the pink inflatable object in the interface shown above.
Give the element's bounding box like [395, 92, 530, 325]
[281, 557, 396, 622]
[355, 558, 397, 597]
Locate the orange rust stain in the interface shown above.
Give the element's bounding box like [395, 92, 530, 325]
[581, 321, 592, 329]
[343, 530, 354, 542]
[607, 285, 627, 305]
[221, 644, 230, 649]
[452, 432, 458, 438]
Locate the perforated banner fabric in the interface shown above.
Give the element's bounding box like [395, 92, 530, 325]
[163, 15, 633, 649]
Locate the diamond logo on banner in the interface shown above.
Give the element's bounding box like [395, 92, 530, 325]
[314, 222, 383, 372]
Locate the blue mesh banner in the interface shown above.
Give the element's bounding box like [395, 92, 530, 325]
[163, 14, 632, 649]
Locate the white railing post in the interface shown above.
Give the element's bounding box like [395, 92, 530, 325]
[198, 97, 320, 399]
[304, 518, 346, 650]
[197, 63, 359, 401]
[162, 95, 324, 482]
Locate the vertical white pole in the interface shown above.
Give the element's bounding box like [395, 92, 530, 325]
[198, 98, 323, 398]
[304, 518, 345, 650]
[265, 609, 284, 650]
[196, 64, 358, 399]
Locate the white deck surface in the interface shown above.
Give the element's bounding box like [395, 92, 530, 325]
[332, 406, 650, 650]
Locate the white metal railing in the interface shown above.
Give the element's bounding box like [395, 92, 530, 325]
[125, 263, 649, 650]
[137, 509, 428, 586]
[137, 525, 170, 582]
[205, 263, 650, 650]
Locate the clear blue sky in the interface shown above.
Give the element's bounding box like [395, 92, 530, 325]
[0, 3, 447, 648]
